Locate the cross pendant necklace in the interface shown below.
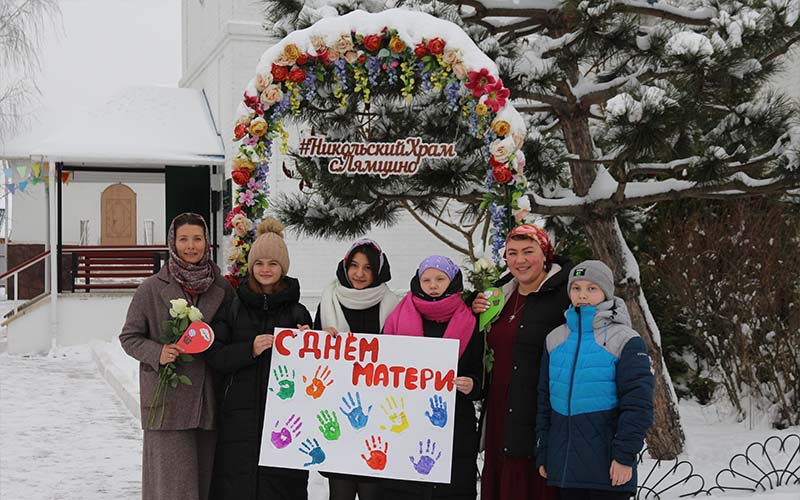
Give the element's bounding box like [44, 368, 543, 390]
[508, 291, 525, 322]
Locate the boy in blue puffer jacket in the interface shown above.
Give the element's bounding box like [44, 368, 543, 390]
[536, 260, 654, 500]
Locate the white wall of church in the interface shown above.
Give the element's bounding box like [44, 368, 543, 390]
[11, 181, 166, 245]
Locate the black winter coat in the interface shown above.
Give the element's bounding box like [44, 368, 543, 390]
[487, 256, 572, 459]
[206, 277, 312, 500]
[383, 318, 485, 500]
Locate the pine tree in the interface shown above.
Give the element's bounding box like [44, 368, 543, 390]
[260, 0, 800, 457]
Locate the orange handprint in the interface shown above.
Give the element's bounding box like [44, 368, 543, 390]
[360, 435, 389, 471]
[303, 365, 334, 399]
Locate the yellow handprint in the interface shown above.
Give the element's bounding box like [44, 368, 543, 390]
[379, 396, 409, 434]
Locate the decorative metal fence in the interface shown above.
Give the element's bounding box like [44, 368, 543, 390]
[636, 433, 800, 498]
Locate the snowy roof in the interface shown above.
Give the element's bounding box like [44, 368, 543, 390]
[0, 87, 225, 166]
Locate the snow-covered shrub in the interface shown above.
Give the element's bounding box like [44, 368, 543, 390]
[640, 199, 800, 428]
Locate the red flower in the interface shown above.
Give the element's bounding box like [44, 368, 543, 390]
[414, 44, 429, 58]
[363, 34, 382, 52]
[288, 66, 306, 83]
[357, 55, 366, 64]
[465, 68, 497, 98]
[271, 64, 289, 82]
[484, 79, 511, 112]
[231, 168, 251, 186]
[224, 274, 240, 289]
[427, 37, 446, 55]
[224, 206, 245, 229]
[492, 165, 513, 184]
[233, 123, 247, 140]
[243, 92, 259, 109]
[296, 54, 308, 65]
[489, 156, 506, 169]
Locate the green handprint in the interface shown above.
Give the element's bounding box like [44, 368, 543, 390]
[270, 365, 295, 400]
[316, 409, 341, 441]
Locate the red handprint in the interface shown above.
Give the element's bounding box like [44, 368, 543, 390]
[360, 435, 389, 471]
[303, 365, 334, 399]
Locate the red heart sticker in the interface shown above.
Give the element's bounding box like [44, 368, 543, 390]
[177, 321, 215, 354]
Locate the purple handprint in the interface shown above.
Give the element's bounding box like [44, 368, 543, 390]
[425, 395, 448, 428]
[270, 414, 302, 449]
[409, 439, 442, 475]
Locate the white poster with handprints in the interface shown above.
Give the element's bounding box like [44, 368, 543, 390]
[259, 328, 458, 483]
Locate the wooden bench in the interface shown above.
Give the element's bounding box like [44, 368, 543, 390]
[67, 247, 167, 292]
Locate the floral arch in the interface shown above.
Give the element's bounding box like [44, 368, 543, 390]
[224, 8, 529, 287]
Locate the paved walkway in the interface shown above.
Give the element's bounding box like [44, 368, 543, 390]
[0, 347, 141, 500]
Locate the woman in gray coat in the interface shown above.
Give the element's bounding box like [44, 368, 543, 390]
[120, 212, 234, 500]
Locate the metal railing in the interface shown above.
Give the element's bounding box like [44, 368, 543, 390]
[0, 250, 51, 316]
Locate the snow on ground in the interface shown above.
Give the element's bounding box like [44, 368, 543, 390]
[0, 347, 141, 500]
[2, 339, 799, 499]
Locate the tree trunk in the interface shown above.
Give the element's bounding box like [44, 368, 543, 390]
[561, 111, 685, 458]
[581, 217, 685, 459]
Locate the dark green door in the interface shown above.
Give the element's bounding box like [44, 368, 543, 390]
[165, 165, 210, 238]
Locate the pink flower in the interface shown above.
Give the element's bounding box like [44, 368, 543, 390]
[238, 190, 256, 207]
[247, 178, 262, 190]
[483, 79, 510, 112]
[244, 136, 259, 146]
[465, 68, 496, 98]
[225, 206, 245, 229]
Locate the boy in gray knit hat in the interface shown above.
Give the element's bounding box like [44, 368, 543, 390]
[536, 259, 654, 499]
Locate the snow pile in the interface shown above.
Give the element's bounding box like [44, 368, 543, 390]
[665, 31, 714, 59]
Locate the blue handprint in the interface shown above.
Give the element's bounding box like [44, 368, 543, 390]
[339, 391, 372, 430]
[409, 439, 442, 475]
[425, 395, 448, 428]
[299, 438, 326, 467]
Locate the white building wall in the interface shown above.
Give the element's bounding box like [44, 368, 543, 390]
[10, 179, 166, 245]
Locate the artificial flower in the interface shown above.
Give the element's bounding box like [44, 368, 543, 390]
[465, 68, 496, 98]
[231, 213, 254, 237]
[483, 79, 510, 112]
[224, 206, 245, 229]
[233, 123, 248, 140]
[271, 64, 289, 82]
[296, 54, 308, 65]
[427, 37, 446, 55]
[363, 34, 382, 52]
[239, 190, 256, 207]
[333, 34, 355, 54]
[490, 137, 516, 163]
[452, 62, 468, 79]
[414, 44, 429, 57]
[256, 72, 273, 92]
[283, 43, 301, 63]
[442, 48, 460, 66]
[226, 245, 243, 264]
[274, 53, 294, 66]
[311, 35, 328, 55]
[233, 156, 256, 172]
[475, 103, 488, 116]
[492, 119, 511, 137]
[262, 84, 284, 105]
[231, 168, 251, 186]
[248, 117, 268, 137]
[388, 36, 406, 53]
[288, 66, 306, 83]
[344, 50, 360, 64]
[492, 165, 513, 184]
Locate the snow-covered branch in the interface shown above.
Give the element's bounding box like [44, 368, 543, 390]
[611, 0, 714, 26]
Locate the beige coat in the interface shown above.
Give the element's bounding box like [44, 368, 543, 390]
[120, 265, 233, 430]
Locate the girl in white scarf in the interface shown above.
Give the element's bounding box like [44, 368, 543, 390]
[312, 238, 400, 500]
